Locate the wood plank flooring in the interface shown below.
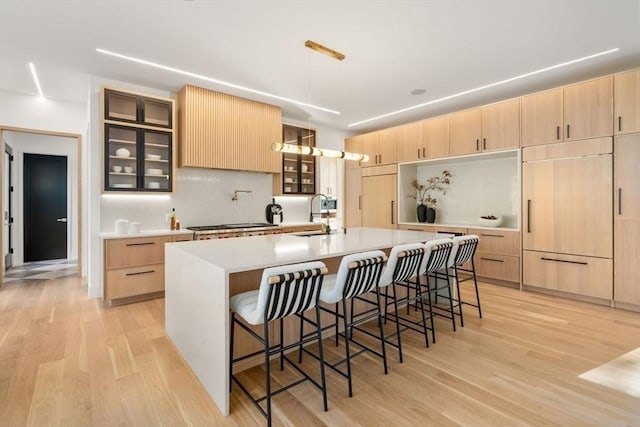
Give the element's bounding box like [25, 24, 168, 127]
[0, 275, 639, 426]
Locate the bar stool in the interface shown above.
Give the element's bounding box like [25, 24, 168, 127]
[422, 239, 458, 335]
[448, 235, 481, 327]
[300, 250, 387, 398]
[377, 243, 425, 362]
[229, 261, 328, 427]
[397, 239, 454, 345]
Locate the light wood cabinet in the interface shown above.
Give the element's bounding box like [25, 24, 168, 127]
[523, 148, 612, 258]
[614, 134, 640, 307]
[104, 234, 174, 303]
[420, 115, 449, 159]
[178, 85, 281, 173]
[362, 174, 397, 229]
[481, 98, 520, 152]
[344, 136, 363, 169]
[476, 253, 520, 283]
[361, 129, 396, 166]
[449, 107, 482, 156]
[467, 228, 520, 256]
[449, 99, 519, 156]
[395, 122, 423, 163]
[319, 157, 337, 196]
[521, 87, 563, 147]
[344, 167, 362, 227]
[563, 75, 613, 141]
[523, 250, 612, 300]
[614, 69, 640, 135]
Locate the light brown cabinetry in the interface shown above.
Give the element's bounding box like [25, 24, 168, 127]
[362, 174, 396, 228]
[563, 75, 613, 141]
[104, 235, 174, 303]
[396, 117, 449, 162]
[395, 122, 423, 163]
[522, 138, 613, 301]
[360, 130, 396, 166]
[344, 167, 362, 227]
[614, 133, 640, 308]
[468, 228, 520, 284]
[449, 99, 520, 156]
[614, 69, 640, 135]
[178, 85, 281, 173]
[344, 136, 363, 169]
[521, 87, 563, 147]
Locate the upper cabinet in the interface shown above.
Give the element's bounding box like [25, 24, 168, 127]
[521, 87, 563, 147]
[395, 122, 422, 163]
[178, 85, 281, 173]
[563, 75, 613, 141]
[344, 136, 363, 169]
[281, 124, 316, 195]
[102, 87, 175, 193]
[360, 129, 396, 166]
[614, 68, 640, 135]
[449, 99, 520, 157]
[396, 116, 448, 162]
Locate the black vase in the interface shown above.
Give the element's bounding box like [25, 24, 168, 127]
[426, 207, 436, 223]
[417, 204, 427, 222]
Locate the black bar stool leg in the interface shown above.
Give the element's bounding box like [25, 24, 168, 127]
[229, 313, 235, 393]
[391, 283, 404, 362]
[425, 275, 436, 344]
[298, 313, 304, 363]
[375, 287, 388, 375]
[279, 318, 285, 370]
[416, 278, 430, 348]
[334, 303, 339, 347]
[472, 260, 483, 318]
[264, 319, 272, 427]
[342, 298, 353, 397]
[453, 267, 465, 328]
[314, 306, 328, 411]
[446, 273, 457, 332]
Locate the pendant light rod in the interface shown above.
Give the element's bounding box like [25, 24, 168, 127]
[305, 40, 346, 61]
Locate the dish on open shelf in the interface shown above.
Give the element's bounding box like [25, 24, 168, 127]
[146, 153, 162, 160]
[111, 183, 135, 189]
[146, 168, 163, 175]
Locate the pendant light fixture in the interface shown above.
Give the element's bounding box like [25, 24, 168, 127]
[271, 40, 368, 162]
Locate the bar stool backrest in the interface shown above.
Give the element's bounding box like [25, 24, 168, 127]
[260, 261, 328, 322]
[421, 239, 454, 274]
[334, 250, 387, 300]
[379, 243, 425, 287]
[449, 235, 479, 267]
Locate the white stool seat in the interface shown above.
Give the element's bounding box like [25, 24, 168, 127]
[230, 290, 260, 325]
[319, 274, 339, 303]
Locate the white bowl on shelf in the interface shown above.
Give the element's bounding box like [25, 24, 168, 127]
[112, 165, 122, 173]
[147, 182, 161, 189]
[124, 166, 134, 173]
[112, 183, 134, 189]
[478, 215, 503, 227]
[115, 148, 131, 157]
[147, 168, 163, 175]
[146, 153, 162, 160]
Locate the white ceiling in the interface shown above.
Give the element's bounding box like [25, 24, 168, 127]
[1, 0, 639, 133]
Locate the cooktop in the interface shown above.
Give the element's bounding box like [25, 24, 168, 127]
[187, 223, 276, 231]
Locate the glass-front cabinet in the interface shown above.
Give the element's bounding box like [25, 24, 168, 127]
[103, 88, 174, 192]
[282, 124, 316, 195]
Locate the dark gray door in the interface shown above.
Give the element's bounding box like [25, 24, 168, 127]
[24, 154, 67, 262]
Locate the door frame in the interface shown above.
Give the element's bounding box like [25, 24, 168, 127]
[3, 143, 13, 270]
[0, 126, 82, 288]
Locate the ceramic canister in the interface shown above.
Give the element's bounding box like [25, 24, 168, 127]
[115, 219, 129, 234]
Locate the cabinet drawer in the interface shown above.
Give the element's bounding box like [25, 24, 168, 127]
[105, 264, 164, 300]
[475, 253, 519, 282]
[171, 234, 194, 242]
[468, 228, 520, 256]
[105, 236, 171, 269]
[398, 224, 437, 233]
[523, 250, 612, 299]
[434, 227, 467, 236]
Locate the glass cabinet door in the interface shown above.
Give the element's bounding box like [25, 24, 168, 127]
[105, 125, 138, 191]
[141, 97, 172, 128]
[142, 130, 172, 191]
[282, 124, 316, 194]
[105, 90, 138, 123]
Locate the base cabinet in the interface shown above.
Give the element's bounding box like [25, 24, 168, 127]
[362, 173, 396, 229]
[523, 250, 612, 300]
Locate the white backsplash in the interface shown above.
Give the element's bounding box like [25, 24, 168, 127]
[101, 167, 274, 231]
[274, 195, 312, 223]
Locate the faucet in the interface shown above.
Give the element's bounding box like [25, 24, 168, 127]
[232, 190, 252, 201]
[309, 193, 331, 234]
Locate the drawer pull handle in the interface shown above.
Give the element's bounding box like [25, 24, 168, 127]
[480, 233, 504, 238]
[480, 257, 504, 263]
[126, 269, 155, 276]
[126, 242, 155, 247]
[407, 228, 423, 231]
[618, 188, 622, 215]
[527, 199, 532, 233]
[556, 126, 560, 140]
[175, 239, 191, 242]
[618, 116, 622, 132]
[540, 257, 588, 266]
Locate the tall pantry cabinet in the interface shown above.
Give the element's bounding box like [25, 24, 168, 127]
[614, 133, 640, 308]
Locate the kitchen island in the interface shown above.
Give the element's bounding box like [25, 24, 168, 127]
[165, 227, 446, 415]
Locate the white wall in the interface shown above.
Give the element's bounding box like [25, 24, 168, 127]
[0, 89, 88, 276]
[399, 152, 520, 228]
[2, 132, 79, 265]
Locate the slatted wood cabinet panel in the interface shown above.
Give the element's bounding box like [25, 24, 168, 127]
[614, 133, 640, 307]
[614, 68, 640, 135]
[178, 85, 281, 173]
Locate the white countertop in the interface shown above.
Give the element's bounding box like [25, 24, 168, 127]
[100, 229, 194, 240]
[170, 227, 445, 273]
[399, 221, 519, 232]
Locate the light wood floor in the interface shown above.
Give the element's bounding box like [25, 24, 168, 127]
[0, 276, 639, 426]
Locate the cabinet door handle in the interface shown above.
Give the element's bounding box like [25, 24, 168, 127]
[527, 200, 531, 233]
[480, 233, 504, 238]
[556, 126, 560, 140]
[358, 195, 362, 210]
[417, 148, 421, 158]
[540, 257, 588, 266]
[483, 138, 486, 150]
[391, 201, 395, 225]
[378, 154, 382, 164]
[480, 257, 504, 263]
[566, 124, 570, 139]
[618, 116, 622, 132]
[476, 139, 480, 151]
[126, 269, 156, 276]
[407, 228, 423, 231]
[126, 242, 155, 247]
[422, 147, 426, 158]
[618, 188, 622, 215]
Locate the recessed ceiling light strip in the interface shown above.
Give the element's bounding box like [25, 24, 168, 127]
[96, 48, 340, 115]
[28, 62, 44, 98]
[348, 47, 620, 128]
